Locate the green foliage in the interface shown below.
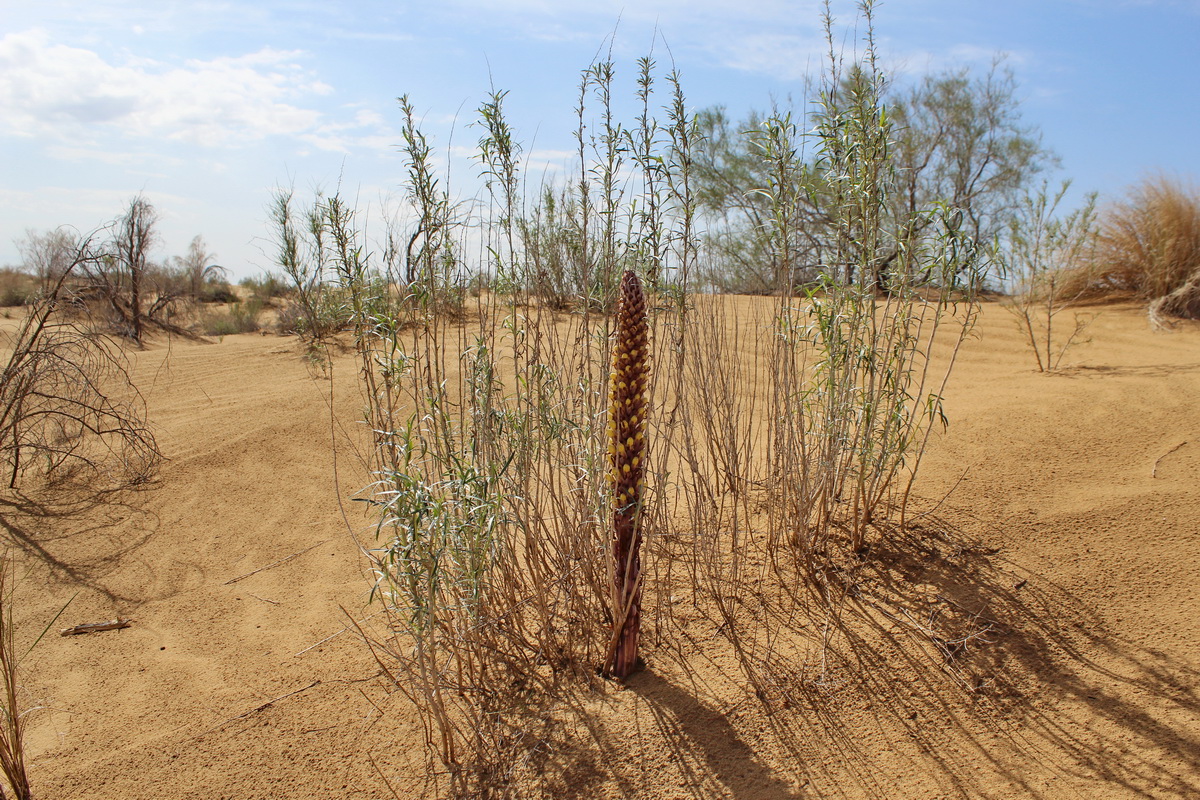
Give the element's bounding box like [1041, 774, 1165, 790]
[769, 0, 986, 553]
[691, 56, 1051, 293]
[267, 189, 370, 346]
[239, 271, 291, 300]
[999, 180, 1099, 371]
[202, 298, 264, 337]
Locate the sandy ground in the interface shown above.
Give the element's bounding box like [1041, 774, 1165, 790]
[3, 299, 1198, 799]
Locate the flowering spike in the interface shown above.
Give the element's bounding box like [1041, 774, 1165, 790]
[604, 269, 651, 680]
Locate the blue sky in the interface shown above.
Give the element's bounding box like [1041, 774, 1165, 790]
[2, 0, 1198, 278]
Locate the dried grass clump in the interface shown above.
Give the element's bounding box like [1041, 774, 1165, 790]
[1063, 176, 1200, 320]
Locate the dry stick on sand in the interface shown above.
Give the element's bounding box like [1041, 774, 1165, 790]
[193, 680, 321, 738]
[604, 269, 651, 680]
[1151, 441, 1188, 478]
[59, 619, 132, 636]
[223, 540, 329, 585]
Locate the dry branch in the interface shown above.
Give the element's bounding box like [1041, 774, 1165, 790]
[1152, 441, 1189, 478]
[223, 540, 328, 585]
[194, 680, 321, 738]
[1, 246, 161, 491]
[59, 619, 132, 636]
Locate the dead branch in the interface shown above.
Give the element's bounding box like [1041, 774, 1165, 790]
[194, 680, 321, 738]
[60, 618, 132, 636]
[1152, 440, 1188, 478]
[223, 540, 329, 585]
[1, 244, 161, 491]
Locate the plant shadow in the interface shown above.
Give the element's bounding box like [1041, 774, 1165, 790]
[0, 480, 176, 607]
[797, 512, 1200, 798]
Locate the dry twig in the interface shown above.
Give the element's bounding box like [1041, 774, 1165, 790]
[223, 540, 328, 585]
[59, 619, 132, 636]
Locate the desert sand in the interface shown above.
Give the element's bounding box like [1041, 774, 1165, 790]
[4, 299, 1199, 799]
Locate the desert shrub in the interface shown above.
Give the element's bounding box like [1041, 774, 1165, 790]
[0, 270, 37, 308]
[240, 271, 290, 301]
[763, 5, 984, 561]
[999, 180, 1099, 371]
[340, 68, 671, 796]
[197, 283, 238, 304]
[324, 6, 985, 794]
[266, 192, 364, 347]
[1062, 176, 1200, 320]
[202, 298, 263, 337]
[1, 250, 160, 490]
[272, 290, 348, 338]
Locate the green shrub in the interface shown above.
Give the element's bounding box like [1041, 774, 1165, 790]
[202, 299, 263, 336]
[239, 271, 290, 301]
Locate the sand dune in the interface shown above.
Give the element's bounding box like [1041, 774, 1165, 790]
[5, 300, 1199, 799]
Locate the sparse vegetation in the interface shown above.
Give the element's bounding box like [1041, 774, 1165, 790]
[1060, 175, 1200, 324]
[0, 239, 160, 490]
[999, 180, 1099, 371]
[201, 298, 264, 337]
[239, 272, 290, 302]
[267, 189, 357, 348]
[320, 5, 988, 793]
[9, 4, 1199, 800]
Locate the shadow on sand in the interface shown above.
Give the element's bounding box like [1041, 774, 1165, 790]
[537, 511, 1200, 799]
[0, 481, 174, 607]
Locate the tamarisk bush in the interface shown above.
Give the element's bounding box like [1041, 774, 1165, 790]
[605, 269, 650, 679]
[324, 11, 985, 789]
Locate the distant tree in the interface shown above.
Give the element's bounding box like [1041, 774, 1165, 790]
[76, 196, 186, 342]
[114, 196, 154, 342]
[169, 235, 227, 299]
[692, 60, 1054, 293]
[16, 228, 80, 294]
[883, 61, 1053, 289]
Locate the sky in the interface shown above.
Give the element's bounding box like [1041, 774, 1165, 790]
[2, 0, 1198, 279]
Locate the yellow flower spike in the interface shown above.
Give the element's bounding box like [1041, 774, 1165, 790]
[606, 269, 650, 681]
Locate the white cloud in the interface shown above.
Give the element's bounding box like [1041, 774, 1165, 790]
[0, 29, 334, 147]
[713, 33, 826, 82]
[882, 42, 1033, 81]
[441, 0, 827, 80]
[43, 144, 186, 168]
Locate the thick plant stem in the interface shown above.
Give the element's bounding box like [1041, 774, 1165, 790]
[605, 270, 650, 679]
